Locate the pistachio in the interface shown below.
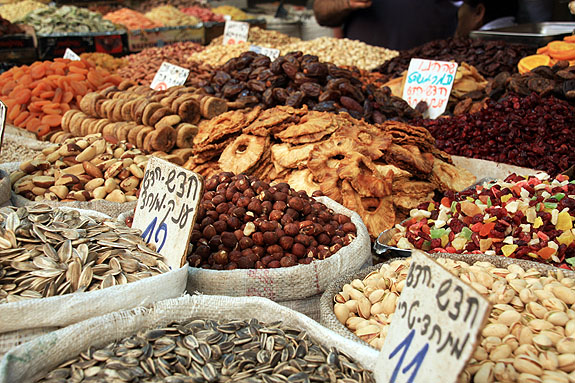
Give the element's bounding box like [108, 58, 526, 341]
[334, 303, 350, 325]
[514, 355, 543, 376]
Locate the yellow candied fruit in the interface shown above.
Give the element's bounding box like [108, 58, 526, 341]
[557, 231, 574, 246]
[441, 235, 449, 248]
[533, 217, 543, 229]
[485, 216, 497, 223]
[452, 236, 467, 251]
[527, 252, 538, 258]
[526, 207, 537, 223]
[427, 203, 435, 212]
[556, 211, 573, 231]
[501, 194, 513, 203]
[501, 244, 518, 257]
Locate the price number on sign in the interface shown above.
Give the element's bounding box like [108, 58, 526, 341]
[374, 251, 491, 383]
[150, 62, 190, 91]
[132, 157, 203, 268]
[223, 20, 249, 46]
[401, 58, 458, 119]
[0, 100, 6, 153]
[63, 48, 81, 61]
[249, 45, 280, 61]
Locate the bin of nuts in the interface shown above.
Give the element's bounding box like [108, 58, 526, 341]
[321, 252, 575, 383]
[0, 295, 377, 383]
[8, 134, 148, 216]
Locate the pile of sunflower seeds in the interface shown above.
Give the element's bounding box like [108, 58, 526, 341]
[0, 204, 169, 303]
[38, 318, 374, 383]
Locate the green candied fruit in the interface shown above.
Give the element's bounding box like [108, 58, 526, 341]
[461, 227, 473, 240]
[430, 228, 447, 239]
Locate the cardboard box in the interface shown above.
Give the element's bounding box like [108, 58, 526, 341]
[127, 24, 204, 52]
[37, 30, 127, 60]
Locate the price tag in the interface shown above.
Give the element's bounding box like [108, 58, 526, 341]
[0, 100, 6, 153]
[401, 58, 458, 119]
[132, 157, 204, 269]
[249, 45, 280, 61]
[63, 48, 81, 61]
[150, 62, 191, 91]
[223, 20, 249, 45]
[374, 251, 491, 383]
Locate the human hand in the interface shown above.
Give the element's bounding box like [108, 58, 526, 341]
[348, 0, 372, 10]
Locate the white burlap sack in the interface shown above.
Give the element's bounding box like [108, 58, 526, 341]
[188, 196, 371, 320]
[0, 295, 379, 383]
[0, 170, 11, 208]
[0, 162, 137, 218]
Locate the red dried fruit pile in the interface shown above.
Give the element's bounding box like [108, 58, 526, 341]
[414, 93, 575, 175]
[0, 15, 23, 36]
[188, 172, 357, 270]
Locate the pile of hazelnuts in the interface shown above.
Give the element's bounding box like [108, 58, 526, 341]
[188, 172, 357, 270]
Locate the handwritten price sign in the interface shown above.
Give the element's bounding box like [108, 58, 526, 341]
[150, 62, 190, 91]
[401, 58, 458, 119]
[374, 251, 491, 383]
[249, 45, 280, 61]
[0, 100, 6, 153]
[223, 20, 249, 45]
[132, 157, 203, 269]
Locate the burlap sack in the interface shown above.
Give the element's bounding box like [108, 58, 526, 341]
[119, 196, 371, 321]
[0, 295, 379, 383]
[0, 170, 11, 208]
[320, 252, 575, 345]
[0, 162, 137, 218]
[187, 196, 371, 321]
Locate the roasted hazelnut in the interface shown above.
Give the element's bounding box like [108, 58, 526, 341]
[216, 202, 229, 214]
[205, 177, 218, 190]
[292, 243, 306, 257]
[253, 246, 265, 258]
[324, 224, 336, 237]
[318, 245, 331, 260]
[239, 236, 254, 249]
[214, 250, 228, 265]
[232, 206, 246, 218]
[263, 231, 278, 245]
[342, 222, 356, 233]
[237, 195, 251, 208]
[281, 214, 294, 225]
[237, 257, 255, 269]
[208, 235, 221, 250]
[190, 230, 202, 243]
[232, 193, 241, 204]
[212, 194, 225, 205]
[260, 190, 273, 201]
[273, 201, 286, 211]
[336, 214, 351, 225]
[248, 199, 262, 214]
[196, 244, 211, 258]
[252, 232, 264, 245]
[261, 201, 273, 214]
[259, 221, 277, 232]
[306, 247, 318, 258]
[229, 250, 242, 263]
[236, 178, 250, 191]
[278, 236, 294, 250]
[261, 255, 273, 266]
[295, 234, 312, 247]
[284, 223, 299, 237]
[318, 233, 331, 245]
[331, 236, 344, 246]
[188, 254, 201, 267]
[234, 230, 243, 240]
[288, 197, 304, 212]
[226, 216, 242, 230]
[274, 192, 288, 202]
[285, 208, 299, 219]
[255, 261, 264, 269]
[269, 209, 283, 222]
[266, 244, 283, 255]
[268, 260, 281, 268]
[243, 188, 256, 198]
[299, 220, 315, 235]
[221, 232, 238, 249]
[206, 210, 219, 221]
[280, 255, 296, 267]
[213, 220, 227, 233]
[330, 243, 343, 253]
[203, 224, 217, 239]
[226, 263, 238, 270]
[298, 258, 313, 265]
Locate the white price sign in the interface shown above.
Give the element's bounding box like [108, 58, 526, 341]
[150, 62, 191, 91]
[132, 157, 203, 269]
[375, 251, 491, 383]
[401, 58, 458, 119]
[249, 45, 280, 61]
[63, 48, 81, 61]
[223, 20, 249, 45]
[0, 100, 6, 153]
